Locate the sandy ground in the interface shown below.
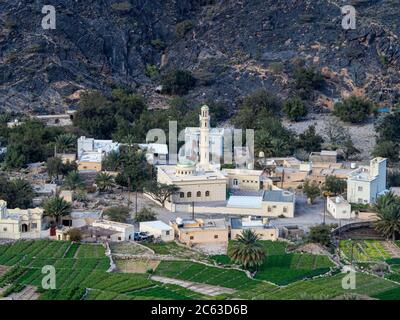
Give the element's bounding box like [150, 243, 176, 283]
[115, 259, 160, 273]
[283, 113, 377, 160]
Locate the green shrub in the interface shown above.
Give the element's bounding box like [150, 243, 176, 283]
[161, 69, 196, 95]
[176, 20, 195, 38]
[283, 97, 308, 121]
[333, 96, 375, 123]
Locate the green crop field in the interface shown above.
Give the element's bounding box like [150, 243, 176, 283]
[235, 272, 399, 300]
[339, 240, 392, 262]
[155, 260, 257, 290]
[0, 240, 202, 300]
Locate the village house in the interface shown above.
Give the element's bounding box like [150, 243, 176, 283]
[309, 150, 338, 164]
[138, 143, 169, 165]
[170, 218, 229, 246]
[0, 200, 44, 240]
[230, 216, 279, 241]
[222, 168, 264, 191]
[226, 189, 295, 218]
[77, 136, 120, 172]
[326, 196, 352, 219]
[139, 220, 174, 242]
[347, 157, 387, 204]
[91, 220, 135, 241]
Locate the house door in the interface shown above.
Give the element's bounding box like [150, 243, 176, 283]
[21, 224, 28, 232]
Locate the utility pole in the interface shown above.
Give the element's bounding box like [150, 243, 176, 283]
[127, 176, 131, 210]
[135, 186, 138, 214]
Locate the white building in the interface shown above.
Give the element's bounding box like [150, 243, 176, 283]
[138, 143, 168, 165]
[139, 220, 174, 242]
[347, 157, 387, 204]
[156, 106, 228, 204]
[327, 196, 352, 219]
[77, 136, 120, 171]
[91, 220, 134, 241]
[0, 200, 43, 240]
[184, 126, 226, 166]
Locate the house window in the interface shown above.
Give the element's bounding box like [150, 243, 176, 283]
[214, 235, 218, 239]
[358, 186, 363, 192]
[233, 179, 239, 186]
[180, 192, 185, 198]
[187, 192, 192, 198]
[31, 223, 37, 229]
[166, 231, 170, 236]
[197, 191, 201, 197]
[3, 227, 7, 232]
[283, 207, 287, 213]
[205, 191, 210, 197]
[358, 198, 363, 204]
[190, 236, 194, 240]
[268, 207, 272, 212]
[118, 237, 122, 241]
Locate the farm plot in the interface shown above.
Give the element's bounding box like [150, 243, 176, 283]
[239, 272, 400, 300]
[254, 253, 334, 285]
[76, 244, 105, 258]
[155, 261, 256, 290]
[340, 240, 392, 262]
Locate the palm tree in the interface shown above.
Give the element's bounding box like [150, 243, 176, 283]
[64, 171, 84, 190]
[102, 150, 121, 171]
[55, 133, 76, 153]
[374, 192, 398, 213]
[43, 196, 72, 226]
[228, 229, 266, 270]
[95, 172, 114, 192]
[374, 203, 400, 241]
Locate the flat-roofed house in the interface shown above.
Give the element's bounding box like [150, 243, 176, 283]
[230, 216, 279, 241]
[138, 143, 168, 165]
[327, 196, 352, 219]
[92, 220, 134, 241]
[170, 218, 229, 246]
[223, 168, 263, 191]
[0, 200, 43, 240]
[226, 189, 295, 218]
[77, 136, 120, 172]
[139, 220, 174, 242]
[347, 157, 387, 204]
[310, 150, 338, 164]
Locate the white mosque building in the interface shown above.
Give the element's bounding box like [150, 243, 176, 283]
[157, 106, 228, 203]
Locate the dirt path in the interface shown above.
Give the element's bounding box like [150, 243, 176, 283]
[8, 286, 39, 300]
[151, 275, 235, 296]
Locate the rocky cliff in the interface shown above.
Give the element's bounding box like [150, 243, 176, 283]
[1, 0, 400, 113]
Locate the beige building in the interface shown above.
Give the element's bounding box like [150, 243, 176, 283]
[170, 218, 229, 246]
[327, 196, 352, 219]
[0, 200, 43, 240]
[310, 150, 338, 164]
[225, 189, 295, 218]
[157, 163, 227, 204]
[230, 216, 279, 241]
[223, 168, 263, 191]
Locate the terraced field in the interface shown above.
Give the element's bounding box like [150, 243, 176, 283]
[0, 240, 203, 300]
[211, 241, 334, 285]
[339, 240, 392, 262]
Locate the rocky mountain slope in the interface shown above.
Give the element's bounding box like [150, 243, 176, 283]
[1, 0, 400, 113]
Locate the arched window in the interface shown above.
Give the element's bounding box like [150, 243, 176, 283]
[187, 192, 192, 198]
[205, 191, 210, 197]
[197, 191, 201, 197]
